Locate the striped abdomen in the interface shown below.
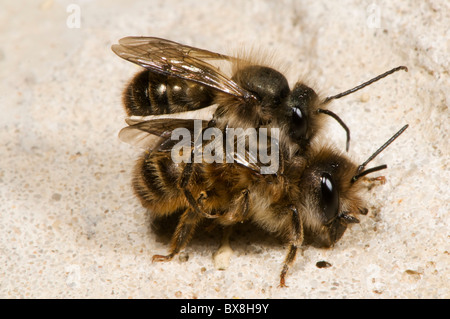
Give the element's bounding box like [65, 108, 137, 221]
[123, 70, 216, 116]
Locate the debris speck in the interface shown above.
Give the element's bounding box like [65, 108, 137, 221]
[178, 252, 189, 262]
[316, 261, 332, 268]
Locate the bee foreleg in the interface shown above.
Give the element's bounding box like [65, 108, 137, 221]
[362, 175, 386, 190]
[279, 205, 303, 288]
[183, 188, 218, 219]
[152, 207, 201, 262]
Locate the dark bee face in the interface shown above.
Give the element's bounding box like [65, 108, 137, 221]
[311, 171, 348, 247]
[297, 148, 364, 248]
[285, 83, 320, 149]
[320, 172, 340, 223]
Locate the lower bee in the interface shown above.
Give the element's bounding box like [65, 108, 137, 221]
[120, 115, 408, 287]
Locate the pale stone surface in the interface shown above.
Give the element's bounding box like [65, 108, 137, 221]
[0, 0, 448, 298]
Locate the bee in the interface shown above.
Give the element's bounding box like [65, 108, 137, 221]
[112, 36, 407, 219]
[111, 36, 409, 286]
[112, 36, 407, 154]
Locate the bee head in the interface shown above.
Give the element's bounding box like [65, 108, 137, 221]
[233, 66, 350, 153]
[296, 147, 361, 247]
[298, 125, 408, 247]
[286, 66, 408, 153]
[285, 82, 352, 153]
[285, 83, 321, 150]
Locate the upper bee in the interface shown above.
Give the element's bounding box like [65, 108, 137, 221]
[112, 37, 353, 160]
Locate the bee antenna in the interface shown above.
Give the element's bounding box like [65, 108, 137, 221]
[322, 66, 408, 103]
[317, 109, 350, 152]
[351, 124, 409, 183]
[351, 165, 387, 183]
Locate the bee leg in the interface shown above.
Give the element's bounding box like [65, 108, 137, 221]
[362, 175, 386, 190]
[358, 207, 369, 215]
[184, 188, 219, 219]
[152, 254, 175, 262]
[367, 176, 386, 184]
[240, 189, 250, 219]
[279, 205, 303, 288]
[196, 191, 209, 212]
[223, 189, 250, 223]
[179, 162, 218, 219]
[152, 207, 201, 262]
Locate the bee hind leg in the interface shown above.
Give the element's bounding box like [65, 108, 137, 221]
[152, 253, 175, 262]
[279, 205, 303, 288]
[152, 207, 202, 263]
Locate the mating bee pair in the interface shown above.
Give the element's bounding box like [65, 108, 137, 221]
[112, 37, 408, 287]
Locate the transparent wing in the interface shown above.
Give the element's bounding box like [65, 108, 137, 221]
[124, 104, 218, 126]
[224, 128, 280, 175]
[200, 126, 281, 175]
[119, 118, 280, 175]
[111, 36, 255, 100]
[119, 118, 208, 151]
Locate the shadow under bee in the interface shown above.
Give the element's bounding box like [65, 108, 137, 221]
[147, 210, 281, 254]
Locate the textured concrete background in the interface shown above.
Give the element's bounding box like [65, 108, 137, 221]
[0, 0, 448, 298]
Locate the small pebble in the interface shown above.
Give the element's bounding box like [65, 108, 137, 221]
[178, 252, 189, 262]
[316, 261, 332, 268]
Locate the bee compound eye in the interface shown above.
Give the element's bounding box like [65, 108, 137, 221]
[290, 107, 308, 142]
[320, 172, 340, 223]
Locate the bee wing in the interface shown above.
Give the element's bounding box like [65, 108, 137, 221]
[125, 104, 218, 126]
[120, 117, 280, 175]
[231, 146, 263, 175]
[119, 118, 208, 151]
[202, 128, 280, 175]
[111, 36, 254, 100]
[232, 128, 280, 175]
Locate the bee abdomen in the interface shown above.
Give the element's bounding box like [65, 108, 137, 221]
[123, 70, 155, 116]
[123, 70, 215, 116]
[132, 153, 186, 215]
